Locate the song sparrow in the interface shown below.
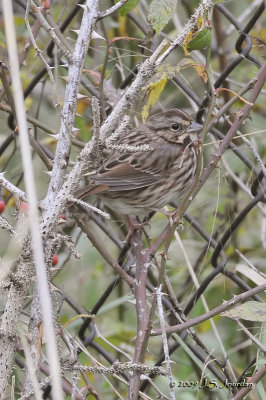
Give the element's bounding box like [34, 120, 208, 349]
[74, 109, 202, 215]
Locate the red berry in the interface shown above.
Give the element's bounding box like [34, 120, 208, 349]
[52, 254, 59, 266]
[0, 200, 6, 214]
[42, 0, 50, 9]
[20, 201, 29, 213]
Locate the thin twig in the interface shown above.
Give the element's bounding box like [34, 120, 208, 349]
[155, 285, 175, 400]
[152, 282, 266, 336]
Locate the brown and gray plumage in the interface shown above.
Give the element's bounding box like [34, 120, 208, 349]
[74, 109, 202, 215]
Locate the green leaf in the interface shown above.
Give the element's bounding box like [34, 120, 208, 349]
[148, 0, 177, 35]
[115, 0, 139, 16]
[186, 27, 212, 52]
[223, 301, 266, 322]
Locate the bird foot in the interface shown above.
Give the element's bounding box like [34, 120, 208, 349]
[125, 215, 150, 242]
[163, 210, 183, 228]
[151, 208, 183, 228]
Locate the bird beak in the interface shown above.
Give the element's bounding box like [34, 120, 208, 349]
[187, 121, 203, 135]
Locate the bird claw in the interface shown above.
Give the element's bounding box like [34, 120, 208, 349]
[125, 216, 150, 242]
[150, 208, 183, 228]
[167, 211, 183, 228]
[161, 210, 183, 229]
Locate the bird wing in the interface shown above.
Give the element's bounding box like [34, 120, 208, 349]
[93, 153, 165, 191]
[92, 132, 184, 192]
[72, 155, 163, 202]
[73, 152, 165, 203]
[74, 128, 184, 200]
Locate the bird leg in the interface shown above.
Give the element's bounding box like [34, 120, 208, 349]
[151, 208, 183, 228]
[168, 211, 183, 229]
[125, 215, 150, 242]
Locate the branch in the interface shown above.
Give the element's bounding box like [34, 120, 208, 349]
[148, 62, 266, 258]
[192, 61, 266, 202]
[30, 0, 73, 63]
[0, 215, 16, 236]
[0, 173, 27, 203]
[43, 0, 100, 211]
[156, 0, 214, 65]
[98, 0, 130, 20]
[155, 286, 175, 400]
[41, 0, 218, 237]
[127, 220, 150, 400]
[1, 1, 64, 398]
[0, 103, 57, 135]
[231, 365, 266, 400]
[76, 213, 134, 289]
[151, 282, 266, 336]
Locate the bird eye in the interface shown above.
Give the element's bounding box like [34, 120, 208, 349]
[171, 123, 180, 130]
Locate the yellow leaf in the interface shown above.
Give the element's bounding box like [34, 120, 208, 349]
[63, 313, 94, 328]
[44, 136, 58, 145]
[141, 78, 168, 122]
[192, 63, 208, 83]
[77, 98, 90, 114]
[215, 88, 253, 105]
[178, 58, 208, 83]
[24, 97, 33, 111]
[197, 14, 204, 29]
[183, 30, 193, 55]
[118, 14, 127, 37]
[14, 16, 26, 26]
[155, 63, 178, 79]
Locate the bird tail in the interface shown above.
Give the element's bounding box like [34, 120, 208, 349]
[75, 184, 109, 200]
[67, 184, 109, 207]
